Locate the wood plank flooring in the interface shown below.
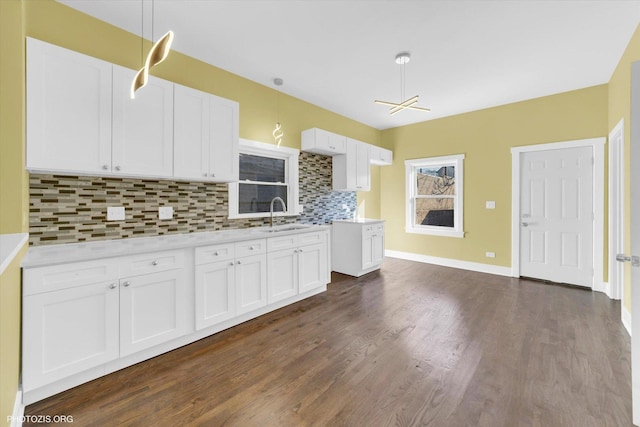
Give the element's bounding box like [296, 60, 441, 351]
[25, 258, 632, 426]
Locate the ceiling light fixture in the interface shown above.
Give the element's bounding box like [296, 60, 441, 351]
[131, 0, 174, 99]
[374, 52, 430, 115]
[273, 78, 284, 148]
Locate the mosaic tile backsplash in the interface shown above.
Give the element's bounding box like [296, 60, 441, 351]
[29, 152, 356, 246]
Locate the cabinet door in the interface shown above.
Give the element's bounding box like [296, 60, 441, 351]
[235, 254, 267, 315]
[362, 232, 374, 270]
[22, 281, 119, 391]
[209, 95, 239, 182]
[355, 141, 371, 191]
[267, 248, 298, 304]
[112, 65, 174, 177]
[174, 84, 211, 180]
[26, 38, 112, 174]
[298, 243, 327, 293]
[195, 261, 235, 330]
[372, 233, 385, 266]
[119, 269, 188, 355]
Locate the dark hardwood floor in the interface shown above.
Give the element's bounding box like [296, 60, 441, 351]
[25, 258, 632, 426]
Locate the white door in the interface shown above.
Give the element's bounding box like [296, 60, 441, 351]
[195, 261, 235, 330]
[628, 61, 640, 426]
[112, 65, 174, 177]
[267, 248, 298, 304]
[210, 95, 239, 182]
[235, 254, 267, 315]
[26, 38, 112, 174]
[610, 120, 626, 301]
[119, 270, 188, 356]
[519, 147, 594, 287]
[173, 84, 211, 180]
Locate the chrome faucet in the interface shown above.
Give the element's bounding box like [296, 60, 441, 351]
[270, 197, 287, 228]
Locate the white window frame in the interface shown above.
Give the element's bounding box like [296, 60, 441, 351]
[228, 139, 299, 219]
[405, 154, 465, 238]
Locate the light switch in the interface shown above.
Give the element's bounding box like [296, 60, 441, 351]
[485, 252, 496, 258]
[158, 206, 173, 220]
[107, 206, 125, 221]
[485, 201, 496, 209]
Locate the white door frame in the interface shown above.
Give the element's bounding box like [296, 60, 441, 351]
[609, 119, 625, 302]
[511, 138, 605, 290]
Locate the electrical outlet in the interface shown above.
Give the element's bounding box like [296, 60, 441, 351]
[485, 201, 496, 209]
[485, 251, 496, 258]
[107, 206, 125, 221]
[158, 206, 173, 220]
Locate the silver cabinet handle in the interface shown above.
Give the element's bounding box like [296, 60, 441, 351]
[298, 248, 303, 252]
[229, 261, 234, 266]
[203, 172, 208, 177]
[152, 260, 159, 266]
[123, 281, 131, 287]
[211, 173, 215, 177]
[102, 165, 109, 170]
[115, 166, 121, 171]
[521, 222, 529, 227]
[214, 251, 220, 256]
[249, 246, 254, 250]
[237, 260, 241, 265]
[109, 283, 117, 289]
[616, 254, 632, 262]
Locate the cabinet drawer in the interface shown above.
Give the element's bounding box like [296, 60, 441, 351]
[298, 231, 325, 246]
[363, 223, 384, 237]
[267, 234, 298, 251]
[119, 249, 185, 277]
[23, 259, 119, 296]
[195, 243, 235, 265]
[235, 239, 266, 257]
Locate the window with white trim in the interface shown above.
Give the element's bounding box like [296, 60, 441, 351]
[405, 154, 464, 237]
[228, 139, 299, 219]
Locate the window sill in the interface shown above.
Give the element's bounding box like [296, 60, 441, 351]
[405, 227, 465, 238]
[228, 212, 299, 220]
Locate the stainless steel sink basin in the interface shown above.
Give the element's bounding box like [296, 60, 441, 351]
[255, 225, 312, 233]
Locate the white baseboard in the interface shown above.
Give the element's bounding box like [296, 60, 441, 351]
[385, 250, 512, 277]
[593, 280, 612, 298]
[11, 388, 24, 427]
[622, 305, 632, 336]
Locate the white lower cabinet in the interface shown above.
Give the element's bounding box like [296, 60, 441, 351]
[22, 228, 330, 404]
[195, 240, 267, 329]
[22, 249, 187, 393]
[119, 269, 188, 356]
[332, 220, 385, 277]
[22, 280, 120, 391]
[267, 231, 328, 304]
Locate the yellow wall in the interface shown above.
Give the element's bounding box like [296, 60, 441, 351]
[608, 24, 640, 312]
[380, 85, 608, 267]
[0, 0, 27, 424]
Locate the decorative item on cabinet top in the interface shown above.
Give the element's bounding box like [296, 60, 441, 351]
[26, 37, 238, 183]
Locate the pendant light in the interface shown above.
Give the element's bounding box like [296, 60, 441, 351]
[131, 0, 175, 99]
[272, 78, 284, 147]
[374, 52, 430, 115]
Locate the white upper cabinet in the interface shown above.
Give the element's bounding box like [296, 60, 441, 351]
[301, 128, 347, 156]
[26, 38, 112, 174]
[369, 145, 393, 166]
[174, 85, 239, 182]
[333, 138, 371, 191]
[112, 65, 174, 178]
[26, 38, 238, 182]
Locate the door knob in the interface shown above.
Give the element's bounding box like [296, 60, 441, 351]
[616, 254, 640, 267]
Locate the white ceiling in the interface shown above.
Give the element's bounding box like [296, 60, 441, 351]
[58, 0, 640, 130]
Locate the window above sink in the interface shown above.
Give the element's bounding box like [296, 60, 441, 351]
[228, 139, 300, 219]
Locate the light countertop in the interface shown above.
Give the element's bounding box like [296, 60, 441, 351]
[0, 233, 29, 276]
[333, 218, 385, 224]
[22, 225, 330, 268]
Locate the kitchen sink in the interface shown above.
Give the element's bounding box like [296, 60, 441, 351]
[255, 225, 312, 233]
